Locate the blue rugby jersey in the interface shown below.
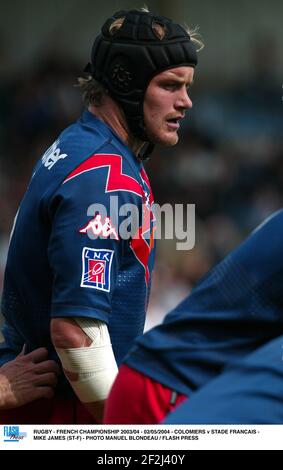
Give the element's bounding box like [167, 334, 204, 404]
[164, 334, 283, 424]
[0, 110, 155, 367]
[125, 210, 283, 396]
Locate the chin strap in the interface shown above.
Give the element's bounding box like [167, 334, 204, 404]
[137, 142, 155, 161]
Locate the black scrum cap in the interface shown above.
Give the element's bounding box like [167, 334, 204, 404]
[86, 9, 198, 142]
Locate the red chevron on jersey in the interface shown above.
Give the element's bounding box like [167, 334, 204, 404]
[140, 168, 155, 233]
[130, 216, 156, 285]
[63, 153, 143, 197]
[130, 231, 150, 285]
[130, 168, 155, 285]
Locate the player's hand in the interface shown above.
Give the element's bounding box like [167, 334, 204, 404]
[0, 347, 60, 410]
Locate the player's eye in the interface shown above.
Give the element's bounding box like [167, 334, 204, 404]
[163, 82, 179, 91]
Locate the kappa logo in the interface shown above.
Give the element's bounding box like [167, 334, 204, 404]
[79, 214, 119, 240]
[42, 139, 68, 170]
[81, 247, 114, 292]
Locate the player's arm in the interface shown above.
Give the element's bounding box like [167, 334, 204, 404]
[51, 317, 118, 423]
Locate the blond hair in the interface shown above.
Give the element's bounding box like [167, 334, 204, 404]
[109, 11, 204, 49]
[76, 75, 106, 107]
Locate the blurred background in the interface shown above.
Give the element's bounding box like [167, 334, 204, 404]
[0, 0, 282, 332]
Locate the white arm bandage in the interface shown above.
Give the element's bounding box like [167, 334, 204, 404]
[55, 318, 118, 403]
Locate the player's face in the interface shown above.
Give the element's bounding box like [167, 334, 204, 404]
[143, 66, 194, 146]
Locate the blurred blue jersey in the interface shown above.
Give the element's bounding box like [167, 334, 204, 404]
[1, 110, 155, 367]
[125, 210, 283, 395]
[164, 334, 283, 424]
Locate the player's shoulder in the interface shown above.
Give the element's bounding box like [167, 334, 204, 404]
[57, 112, 113, 171]
[58, 111, 143, 184]
[29, 111, 145, 208]
[44, 110, 139, 177]
[32, 112, 128, 186]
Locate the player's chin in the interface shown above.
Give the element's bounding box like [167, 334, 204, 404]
[161, 131, 179, 146]
[153, 130, 179, 147]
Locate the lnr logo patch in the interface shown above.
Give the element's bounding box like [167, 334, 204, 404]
[81, 248, 114, 292]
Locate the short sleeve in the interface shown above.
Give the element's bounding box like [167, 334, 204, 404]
[47, 160, 139, 323]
